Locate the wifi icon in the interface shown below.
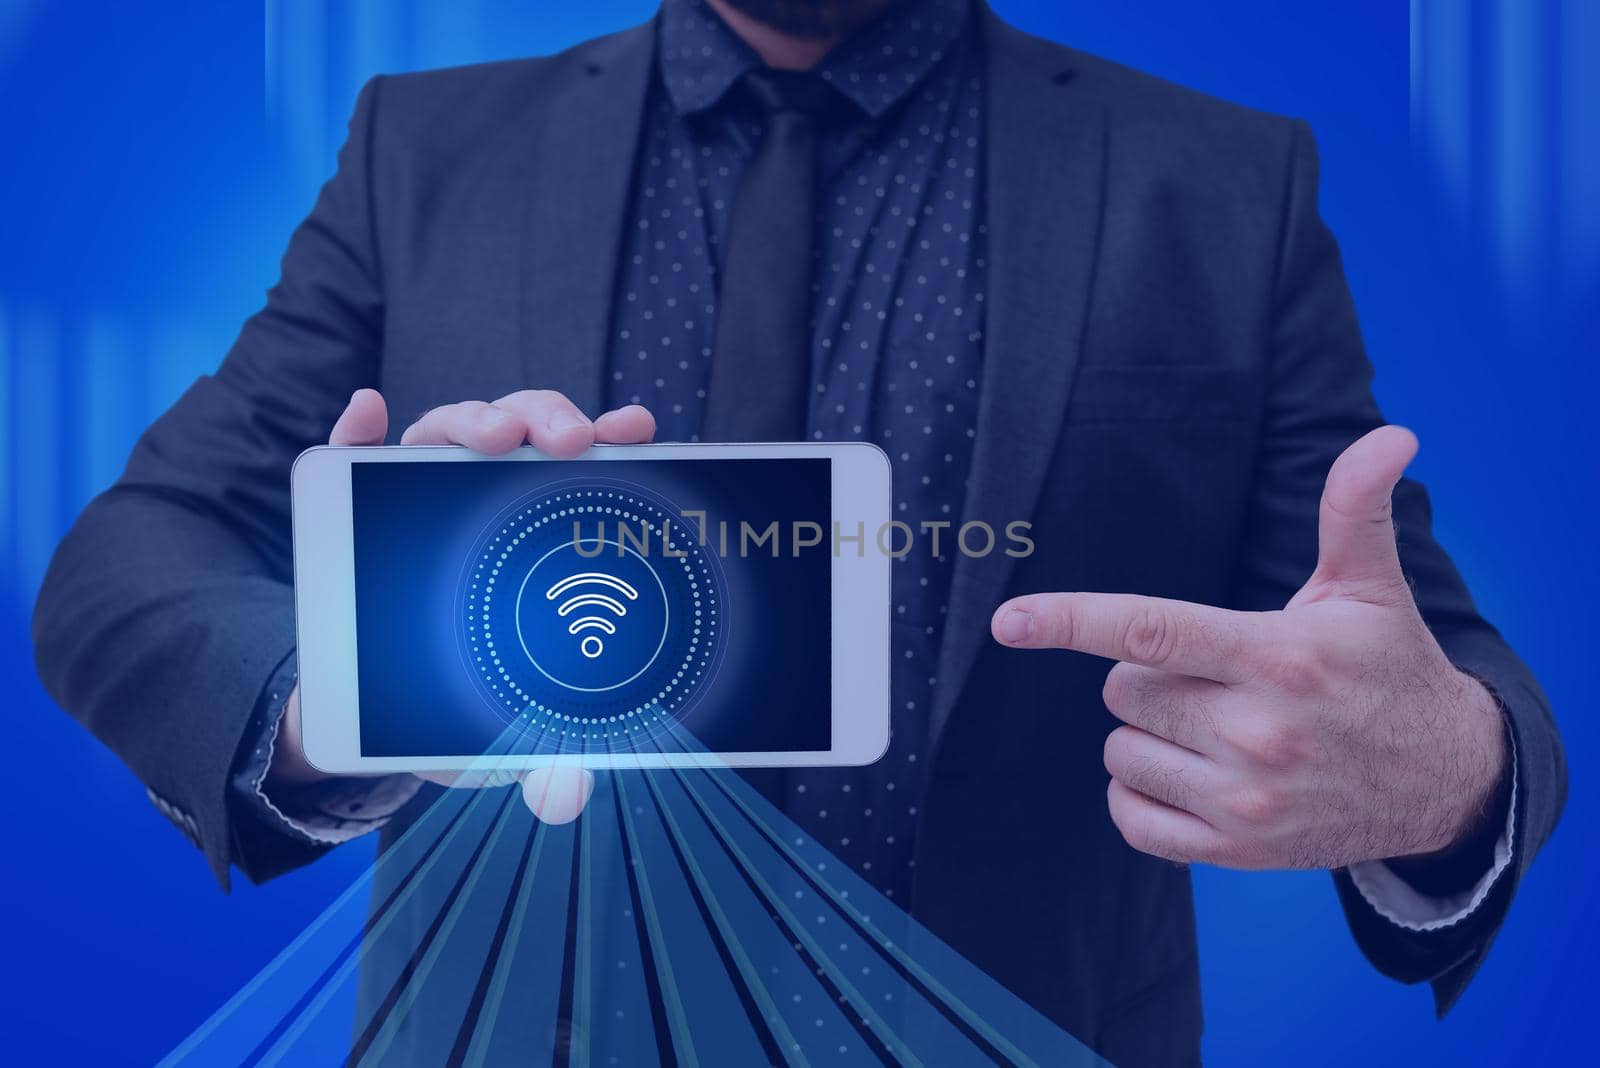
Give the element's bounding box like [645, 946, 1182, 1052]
[545, 572, 641, 660]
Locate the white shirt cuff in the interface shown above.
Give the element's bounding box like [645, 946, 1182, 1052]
[249, 695, 422, 846]
[1347, 733, 1518, 932]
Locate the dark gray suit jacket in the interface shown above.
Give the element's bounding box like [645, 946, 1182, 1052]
[32, 6, 1564, 1065]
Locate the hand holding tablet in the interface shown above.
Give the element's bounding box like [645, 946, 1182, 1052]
[267, 389, 662, 820]
[283, 390, 891, 804]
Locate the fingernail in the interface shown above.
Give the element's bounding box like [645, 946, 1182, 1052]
[549, 410, 589, 433]
[996, 608, 1033, 644]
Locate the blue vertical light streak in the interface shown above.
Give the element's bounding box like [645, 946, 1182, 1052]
[13, 306, 60, 609]
[1413, 0, 1595, 326]
[1413, 0, 1474, 220]
[1490, 0, 1545, 308]
[82, 313, 139, 502]
[0, 301, 11, 583]
[265, 0, 330, 192]
[1559, 0, 1600, 305]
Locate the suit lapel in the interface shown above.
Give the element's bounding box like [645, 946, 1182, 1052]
[929, 9, 1108, 745]
[518, 22, 657, 414]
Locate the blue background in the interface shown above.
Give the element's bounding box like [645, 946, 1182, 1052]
[2, 1, 1594, 1063]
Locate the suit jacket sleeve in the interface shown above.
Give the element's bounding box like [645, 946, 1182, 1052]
[1226, 120, 1566, 1013]
[30, 77, 390, 890]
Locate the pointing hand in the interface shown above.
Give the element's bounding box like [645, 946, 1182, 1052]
[992, 427, 1507, 869]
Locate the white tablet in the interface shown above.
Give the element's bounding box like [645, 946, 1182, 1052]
[291, 443, 891, 773]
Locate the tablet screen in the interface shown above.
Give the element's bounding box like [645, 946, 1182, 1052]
[349, 458, 833, 758]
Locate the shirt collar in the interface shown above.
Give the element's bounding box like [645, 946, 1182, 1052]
[658, 0, 972, 120]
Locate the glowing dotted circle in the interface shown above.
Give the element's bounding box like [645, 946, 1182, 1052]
[459, 483, 724, 752]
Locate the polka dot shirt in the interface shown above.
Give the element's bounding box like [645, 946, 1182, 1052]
[606, 0, 985, 906]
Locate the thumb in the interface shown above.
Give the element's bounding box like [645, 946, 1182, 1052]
[521, 766, 595, 825]
[329, 388, 388, 446]
[1306, 425, 1418, 605]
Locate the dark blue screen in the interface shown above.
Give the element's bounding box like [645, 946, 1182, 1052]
[350, 456, 833, 756]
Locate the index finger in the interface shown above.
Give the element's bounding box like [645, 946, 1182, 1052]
[400, 400, 529, 453]
[491, 389, 595, 459]
[993, 592, 1255, 684]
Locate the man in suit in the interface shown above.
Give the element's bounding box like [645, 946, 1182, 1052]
[32, 0, 1564, 1063]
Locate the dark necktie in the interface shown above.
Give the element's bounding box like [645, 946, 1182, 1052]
[701, 69, 848, 443]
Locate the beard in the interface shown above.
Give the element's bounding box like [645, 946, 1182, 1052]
[717, 0, 903, 39]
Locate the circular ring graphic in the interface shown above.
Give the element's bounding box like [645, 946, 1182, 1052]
[458, 480, 726, 753]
